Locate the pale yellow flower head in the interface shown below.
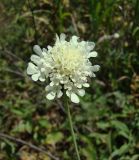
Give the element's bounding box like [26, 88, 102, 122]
[27, 34, 100, 103]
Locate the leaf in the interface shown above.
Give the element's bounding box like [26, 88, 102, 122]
[80, 135, 97, 160]
[131, 155, 139, 160]
[12, 121, 32, 133]
[11, 106, 34, 118]
[90, 132, 108, 144]
[45, 132, 63, 145]
[111, 120, 129, 134]
[96, 121, 110, 130]
[38, 118, 51, 128]
[3, 139, 16, 154]
[107, 131, 112, 153]
[110, 143, 130, 158]
[132, 27, 139, 36]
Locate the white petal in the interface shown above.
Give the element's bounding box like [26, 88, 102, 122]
[50, 81, 54, 86]
[27, 62, 38, 75]
[87, 42, 95, 51]
[81, 76, 87, 81]
[76, 84, 82, 88]
[66, 90, 70, 97]
[114, 33, 120, 39]
[42, 51, 48, 57]
[47, 45, 52, 52]
[46, 92, 56, 100]
[80, 41, 86, 47]
[83, 83, 90, 87]
[39, 76, 45, 82]
[41, 68, 45, 72]
[92, 65, 100, 72]
[56, 34, 60, 42]
[88, 51, 98, 58]
[31, 73, 40, 81]
[31, 55, 41, 65]
[71, 93, 80, 103]
[45, 85, 51, 91]
[42, 48, 47, 53]
[57, 90, 63, 98]
[71, 36, 79, 43]
[91, 73, 96, 77]
[60, 33, 66, 41]
[33, 45, 42, 56]
[78, 89, 85, 97]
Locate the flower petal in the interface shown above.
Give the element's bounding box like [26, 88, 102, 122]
[33, 45, 42, 56]
[46, 92, 56, 100]
[78, 89, 85, 97]
[42, 48, 47, 53]
[60, 33, 66, 41]
[31, 55, 41, 65]
[31, 73, 40, 81]
[39, 76, 45, 82]
[70, 36, 79, 44]
[71, 92, 80, 103]
[50, 81, 54, 86]
[45, 85, 51, 91]
[87, 42, 95, 51]
[57, 90, 63, 98]
[88, 51, 98, 58]
[83, 83, 90, 87]
[27, 62, 38, 75]
[92, 65, 100, 72]
[66, 90, 70, 97]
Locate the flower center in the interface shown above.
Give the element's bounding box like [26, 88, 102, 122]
[52, 46, 85, 75]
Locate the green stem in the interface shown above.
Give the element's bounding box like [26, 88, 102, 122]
[65, 98, 81, 160]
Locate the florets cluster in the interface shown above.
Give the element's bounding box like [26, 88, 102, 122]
[27, 34, 100, 103]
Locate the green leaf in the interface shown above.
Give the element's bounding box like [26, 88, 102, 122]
[131, 155, 139, 160]
[111, 143, 130, 158]
[80, 135, 97, 160]
[96, 121, 110, 130]
[12, 121, 32, 133]
[132, 27, 139, 36]
[45, 132, 63, 145]
[111, 120, 129, 134]
[38, 118, 51, 128]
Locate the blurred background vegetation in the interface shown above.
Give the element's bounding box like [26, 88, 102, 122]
[0, 0, 139, 160]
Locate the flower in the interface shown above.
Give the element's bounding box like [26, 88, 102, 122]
[113, 33, 120, 39]
[27, 34, 100, 103]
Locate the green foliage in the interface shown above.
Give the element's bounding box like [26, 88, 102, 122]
[0, 0, 139, 160]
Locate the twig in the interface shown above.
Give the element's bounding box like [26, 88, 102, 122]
[0, 68, 25, 78]
[27, 0, 38, 44]
[71, 12, 79, 35]
[97, 33, 120, 44]
[0, 49, 24, 62]
[0, 132, 59, 160]
[20, 13, 53, 31]
[0, 78, 23, 83]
